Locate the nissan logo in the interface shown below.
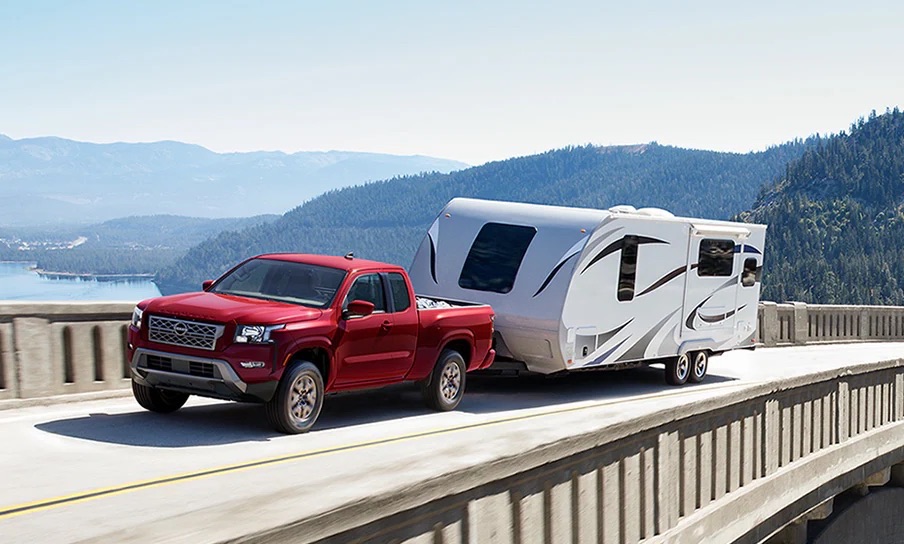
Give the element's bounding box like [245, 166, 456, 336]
[173, 322, 188, 336]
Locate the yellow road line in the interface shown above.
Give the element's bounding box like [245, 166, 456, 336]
[0, 381, 745, 521]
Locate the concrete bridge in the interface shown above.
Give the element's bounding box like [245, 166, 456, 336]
[0, 302, 903, 543]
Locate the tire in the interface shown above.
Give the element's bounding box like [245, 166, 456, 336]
[266, 361, 324, 434]
[422, 349, 466, 412]
[131, 379, 189, 413]
[689, 351, 709, 383]
[665, 353, 690, 386]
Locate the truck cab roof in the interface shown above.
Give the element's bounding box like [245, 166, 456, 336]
[256, 253, 405, 274]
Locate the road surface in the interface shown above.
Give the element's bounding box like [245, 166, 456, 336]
[1, 343, 902, 543]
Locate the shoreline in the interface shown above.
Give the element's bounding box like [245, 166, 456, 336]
[33, 269, 156, 281]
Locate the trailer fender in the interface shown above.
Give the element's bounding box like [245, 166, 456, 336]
[677, 339, 716, 356]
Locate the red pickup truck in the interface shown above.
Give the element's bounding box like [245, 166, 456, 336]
[127, 253, 495, 433]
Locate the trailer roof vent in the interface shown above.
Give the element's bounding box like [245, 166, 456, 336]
[635, 207, 674, 218]
[607, 205, 637, 214]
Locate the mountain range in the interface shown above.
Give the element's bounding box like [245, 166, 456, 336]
[157, 140, 816, 292]
[13, 109, 903, 306]
[0, 134, 468, 225]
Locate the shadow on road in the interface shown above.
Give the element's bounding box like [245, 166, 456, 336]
[34, 367, 736, 447]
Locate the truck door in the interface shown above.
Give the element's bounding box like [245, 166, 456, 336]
[334, 273, 411, 385]
[682, 232, 744, 339]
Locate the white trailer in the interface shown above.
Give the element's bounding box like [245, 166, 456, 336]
[408, 198, 766, 385]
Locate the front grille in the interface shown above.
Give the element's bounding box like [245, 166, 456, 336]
[148, 315, 223, 351]
[189, 361, 216, 378]
[145, 354, 173, 372]
[139, 353, 222, 380]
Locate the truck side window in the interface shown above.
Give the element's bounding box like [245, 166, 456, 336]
[698, 239, 734, 277]
[459, 222, 537, 294]
[741, 258, 758, 287]
[346, 274, 386, 313]
[617, 235, 639, 302]
[387, 273, 411, 312]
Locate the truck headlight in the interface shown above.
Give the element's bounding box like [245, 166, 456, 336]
[234, 324, 284, 344]
[131, 306, 144, 329]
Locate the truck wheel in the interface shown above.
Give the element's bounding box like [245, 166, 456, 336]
[689, 351, 709, 383]
[266, 361, 324, 434]
[422, 349, 466, 411]
[665, 353, 690, 386]
[131, 379, 189, 413]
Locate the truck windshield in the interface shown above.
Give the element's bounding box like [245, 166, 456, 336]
[210, 258, 347, 308]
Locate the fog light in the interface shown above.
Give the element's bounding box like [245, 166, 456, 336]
[239, 361, 266, 369]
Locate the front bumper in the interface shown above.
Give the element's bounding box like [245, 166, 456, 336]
[130, 347, 277, 402]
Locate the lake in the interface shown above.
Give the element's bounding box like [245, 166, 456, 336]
[0, 262, 162, 302]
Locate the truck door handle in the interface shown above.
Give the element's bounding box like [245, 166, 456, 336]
[381, 320, 392, 331]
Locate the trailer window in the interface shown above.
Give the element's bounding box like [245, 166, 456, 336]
[459, 222, 537, 294]
[698, 239, 734, 277]
[741, 258, 759, 287]
[617, 235, 639, 302]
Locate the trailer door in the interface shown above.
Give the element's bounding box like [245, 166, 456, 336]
[681, 225, 749, 338]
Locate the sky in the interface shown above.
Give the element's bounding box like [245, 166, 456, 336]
[1, 0, 902, 165]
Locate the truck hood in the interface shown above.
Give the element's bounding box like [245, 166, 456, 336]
[143, 292, 323, 325]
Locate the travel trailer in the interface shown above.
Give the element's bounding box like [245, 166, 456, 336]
[408, 198, 766, 385]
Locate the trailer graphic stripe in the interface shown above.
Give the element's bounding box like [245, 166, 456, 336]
[699, 304, 747, 323]
[579, 226, 622, 258]
[579, 238, 623, 274]
[684, 275, 740, 330]
[733, 244, 762, 255]
[583, 337, 630, 367]
[580, 236, 668, 274]
[533, 252, 580, 297]
[428, 233, 438, 283]
[636, 265, 687, 297]
[597, 319, 633, 346]
[617, 308, 680, 362]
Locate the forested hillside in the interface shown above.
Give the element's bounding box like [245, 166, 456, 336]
[159, 141, 814, 292]
[0, 214, 277, 274]
[740, 108, 904, 304]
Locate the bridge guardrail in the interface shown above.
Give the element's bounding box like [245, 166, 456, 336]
[0, 302, 133, 403]
[1, 301, 904, 403]
[286, 359, 904, 544]
[758, 302, 904, 346]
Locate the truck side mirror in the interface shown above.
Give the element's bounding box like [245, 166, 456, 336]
[344, 299, 375, 319]
[202, 280, 214, 291]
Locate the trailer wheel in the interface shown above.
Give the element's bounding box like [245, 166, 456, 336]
[131, 379, 189, 413]
[422, 349, 466, 411]
[689, 351, 709, 383]
[665, 353, 690, 386]
[266, 361, 324, 434]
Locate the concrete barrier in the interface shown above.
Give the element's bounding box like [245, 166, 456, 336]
[758, 302, 904, 346]
[0, 302, 134, 404]
[260, 359, 904, 544]
[2, 301, 904, 403]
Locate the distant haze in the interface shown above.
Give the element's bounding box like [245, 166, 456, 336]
[0, 135, 468, 226]
[1, 3, 902, 164]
